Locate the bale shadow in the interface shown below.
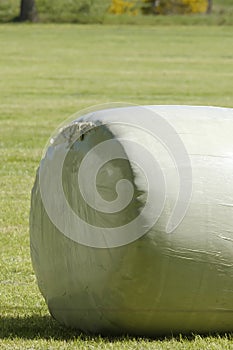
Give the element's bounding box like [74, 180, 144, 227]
[0, 315, 81, 340]
[1, 314, 233, 342]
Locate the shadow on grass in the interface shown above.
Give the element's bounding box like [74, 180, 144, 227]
[0, 315, 82, 340]
[0, 315, 146, 341]
[1, 314, 233, 342]
[0, 314, 145, 342]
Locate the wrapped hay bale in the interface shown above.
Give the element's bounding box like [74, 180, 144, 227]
[30, 105, 233, 336]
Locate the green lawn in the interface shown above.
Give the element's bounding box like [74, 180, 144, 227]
[0, 24, 233, 349]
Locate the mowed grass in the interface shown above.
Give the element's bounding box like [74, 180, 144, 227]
[0, 24, 233, 349]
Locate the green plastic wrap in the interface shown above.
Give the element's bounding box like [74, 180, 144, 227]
[30, 105, 233, 336]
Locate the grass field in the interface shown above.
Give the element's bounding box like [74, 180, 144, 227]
[0, 24, 233, 349]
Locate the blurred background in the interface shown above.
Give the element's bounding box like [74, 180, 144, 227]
[0, 0, 232, 24]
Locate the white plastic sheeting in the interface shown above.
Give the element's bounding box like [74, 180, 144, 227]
[30, 105, 233, 336]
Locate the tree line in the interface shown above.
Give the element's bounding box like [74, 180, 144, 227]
[19, 0, 213, 22]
